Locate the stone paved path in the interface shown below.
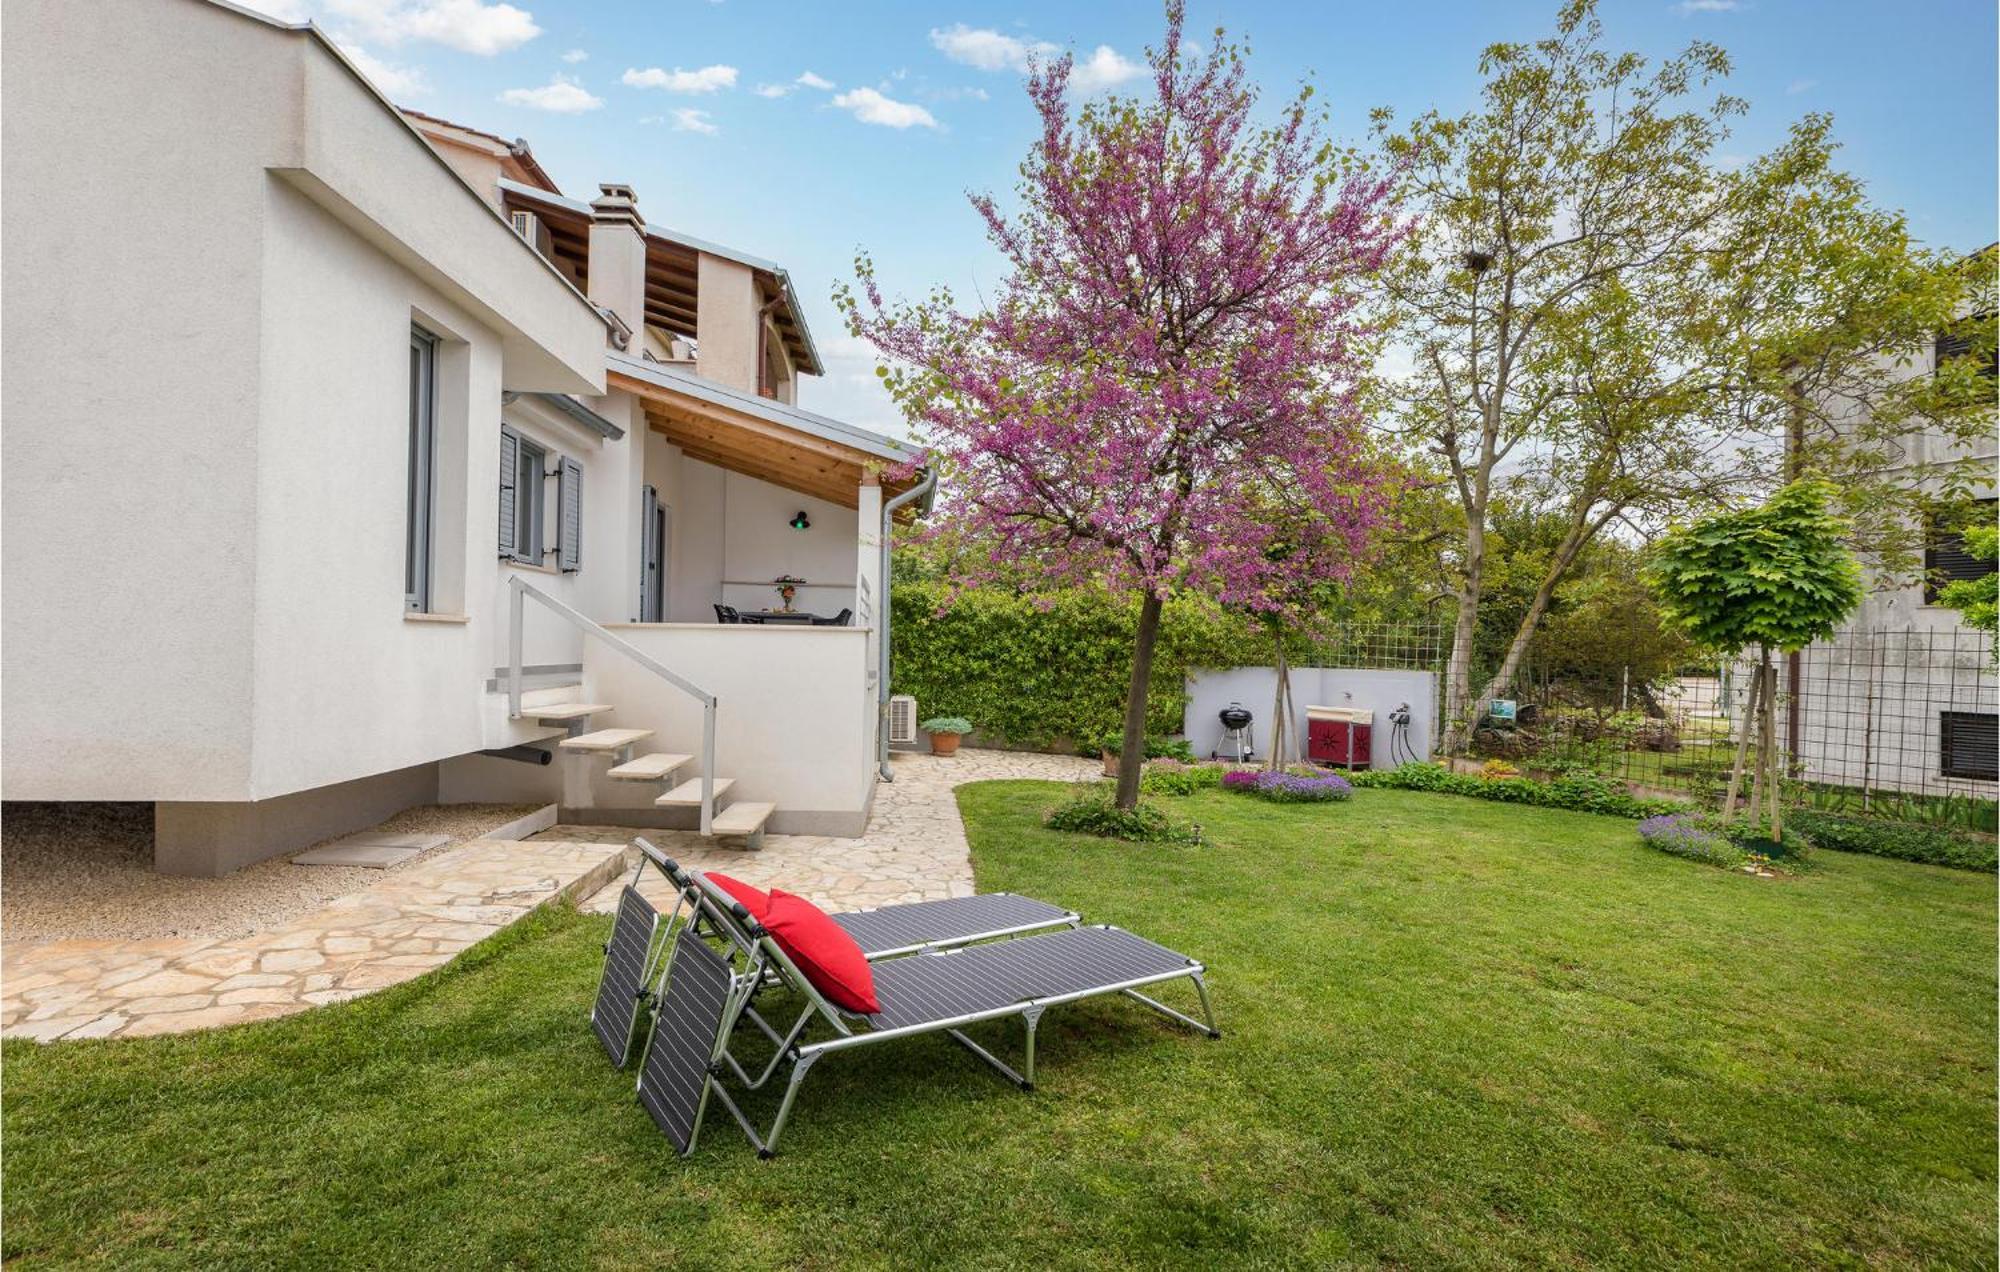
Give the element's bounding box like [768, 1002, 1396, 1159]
[1, 750, 1097, 1043]
[579, 747, 1098, 916]
[1, 841, 624, 1042]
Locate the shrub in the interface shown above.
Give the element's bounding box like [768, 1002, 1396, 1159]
[1480, 759, 1523, 781]
[1787, 808, 1997, 872]
[1087, 733, 1197, 763]
[1141, 762, 1225, 796]
[920, 716, 973, 735]
[1349, 762, 1686, 820]
[890, 580, 1243, 748]
[1637, 813, 1747, 869]
[1043, 790, 1203, 844]
[1221, 769, 1354, 803]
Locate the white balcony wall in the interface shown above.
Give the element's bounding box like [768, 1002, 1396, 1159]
[585, 625, 874, 832]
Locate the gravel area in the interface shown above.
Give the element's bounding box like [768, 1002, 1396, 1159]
[1, 802, 547, 943]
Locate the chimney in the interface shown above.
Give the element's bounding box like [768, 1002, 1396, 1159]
[587, 183, 648, 353]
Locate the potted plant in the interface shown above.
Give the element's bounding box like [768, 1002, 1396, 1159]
[773, 574, 806, 613]
[922, 717, 972, 756]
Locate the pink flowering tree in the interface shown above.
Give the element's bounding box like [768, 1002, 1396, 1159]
[839, 2, 1404, 808]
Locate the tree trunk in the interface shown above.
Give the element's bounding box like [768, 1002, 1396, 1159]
[1784, 376, 1806, 771]
[1442, 576, 1481, 753]
[1753, 645, 1777, 833]
[1765, 647, 1784, 842]
[1721, 661, 1760, 821]
[1267, 630, 1290, 772]
[1113, 591, 1165, 811]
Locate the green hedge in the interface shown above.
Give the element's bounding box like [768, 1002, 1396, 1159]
[889, 581, 1243, 750]
[1348, 762, 1687, 820]
[1786, 809, 1997, 873]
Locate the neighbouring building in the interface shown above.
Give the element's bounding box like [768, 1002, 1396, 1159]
[2, 0, 931, 874]
[1753, 282, 1998, 805]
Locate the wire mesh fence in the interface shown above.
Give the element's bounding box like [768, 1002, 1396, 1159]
[1456, 625, 1999, 833]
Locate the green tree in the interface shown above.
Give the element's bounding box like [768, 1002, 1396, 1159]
[1644, 479, 1864, 840]
[1936, 515, 1998, 661]
[1375, 0, 1986, 751]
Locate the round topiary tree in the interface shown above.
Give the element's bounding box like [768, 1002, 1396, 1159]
[1643, 479, 1864, 840]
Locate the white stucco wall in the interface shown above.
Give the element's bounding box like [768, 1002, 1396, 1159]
[586, 625, 874, 821]
[2, 0, 606, 803]
[1185, 667, 1436, 768]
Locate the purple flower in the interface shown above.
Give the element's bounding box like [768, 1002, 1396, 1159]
[1224, 769, 1354, 802]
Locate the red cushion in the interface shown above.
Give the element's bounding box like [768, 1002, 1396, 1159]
[705, 872, 770, 919]
[762, 889, 880, 1014]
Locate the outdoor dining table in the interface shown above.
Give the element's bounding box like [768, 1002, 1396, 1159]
[739, 611, 818, 625]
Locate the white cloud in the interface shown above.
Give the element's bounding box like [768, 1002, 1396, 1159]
[499, 74, 602, 112]
[754, 83, 792, 98]
[1068, 44, 1144, 92]
[929, 23, 1054, 72]
[671, 107, 719, 134]
[622, 63, 738, 93]
[341, 43, 429, 95]
[324, 0, 540, 55]
[930, 23, 1138, 93]
[795, 70, 835, 90]
[831, 86, 939, 130]
[560, 47, 587, 63]
[1672, 0, 1739, 12]
[1785, 77, 1816, 94]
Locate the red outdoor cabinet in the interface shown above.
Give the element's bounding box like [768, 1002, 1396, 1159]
[1306, 708, 1373, 768]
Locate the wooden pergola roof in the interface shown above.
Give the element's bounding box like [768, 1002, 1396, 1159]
[607, 358, 925, 512]
[498, 183, 819, 375]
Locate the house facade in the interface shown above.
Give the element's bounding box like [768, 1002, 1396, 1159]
[2, 0, 928, 875]
[1760, 301, 1998, 802]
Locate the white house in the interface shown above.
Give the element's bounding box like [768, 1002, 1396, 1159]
[1, 0, 931, 875]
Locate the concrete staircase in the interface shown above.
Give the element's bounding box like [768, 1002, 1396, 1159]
[534, 699, 774, 847]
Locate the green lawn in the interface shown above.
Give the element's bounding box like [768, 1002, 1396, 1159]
[5, 785, 1994, 1268]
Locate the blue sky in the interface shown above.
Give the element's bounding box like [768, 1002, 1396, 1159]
[264, 0, 1998, 432]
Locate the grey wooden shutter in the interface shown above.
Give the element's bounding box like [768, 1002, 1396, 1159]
[498, 425, 518, 559]
[558, 455, 583, 572]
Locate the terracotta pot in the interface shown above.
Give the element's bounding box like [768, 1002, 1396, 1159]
[932, 733, 962, 756]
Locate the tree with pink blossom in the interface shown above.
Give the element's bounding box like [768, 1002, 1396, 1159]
[839, 2, 1405, 808]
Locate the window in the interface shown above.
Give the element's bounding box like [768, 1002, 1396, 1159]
[1924, 497, 1998, 604]
[498, 425, 546, 564]
[1940, 711, 1998, 782]
[1935, 311, 1997, 380]
[406, 326, 437, 610]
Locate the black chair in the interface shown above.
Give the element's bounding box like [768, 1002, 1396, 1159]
[714, 604, 741, 624]
[812, 608, 854, 627]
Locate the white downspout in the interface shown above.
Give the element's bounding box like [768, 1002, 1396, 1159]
[878, 469, 937, 781]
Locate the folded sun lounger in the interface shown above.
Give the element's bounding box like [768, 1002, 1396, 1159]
[589, 838, 1081, 1068]
[627, 850, 1221, 1158]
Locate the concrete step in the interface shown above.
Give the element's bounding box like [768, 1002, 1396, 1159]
[656, 777, 735, 807]
[518, 683, 585, 710]
[708, 801, 775, 838]
[533, 703, 613, 722]
[607, 752, 691, 781]
[559, 728, 655, 753]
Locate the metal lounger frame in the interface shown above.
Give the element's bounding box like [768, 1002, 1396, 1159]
[636, 867, 1221, 1159]
[629, 838, 1083, 1092]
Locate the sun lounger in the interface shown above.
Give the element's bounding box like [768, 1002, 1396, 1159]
[590, 839, 1081, 1068]
[631, 863, 1221, 1158]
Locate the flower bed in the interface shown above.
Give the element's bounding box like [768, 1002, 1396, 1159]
[1222, 769, 1354, 803]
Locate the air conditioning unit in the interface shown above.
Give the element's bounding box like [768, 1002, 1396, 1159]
[888, 694, 918, 745]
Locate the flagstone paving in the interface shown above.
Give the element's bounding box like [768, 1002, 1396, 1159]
[578, 747, 1099, 916]
[2, 750, 1099, 1043]
[1, 841, 625, 1042]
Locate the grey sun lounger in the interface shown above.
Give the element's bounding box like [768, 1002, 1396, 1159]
[628, 856, 1221, 1159]
[589, 839, 1081, 1068]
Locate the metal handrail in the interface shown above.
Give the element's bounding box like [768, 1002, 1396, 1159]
[508, 576, 718, 835]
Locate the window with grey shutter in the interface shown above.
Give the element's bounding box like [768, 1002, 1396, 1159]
[498, 424, 518, 559]
[407, 326, 437, 611]
[558, 456, 583, 572]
